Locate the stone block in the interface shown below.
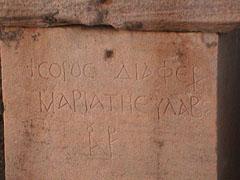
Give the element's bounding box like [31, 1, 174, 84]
[1, 28, 218, 180]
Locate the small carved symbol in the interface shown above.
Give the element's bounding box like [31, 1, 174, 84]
[158, 61, 173, 85]
[107, 126, 118, 158]
[115, 64, 131, 79]
[87, 123, 95, 157]
[187, 65, 206, 92]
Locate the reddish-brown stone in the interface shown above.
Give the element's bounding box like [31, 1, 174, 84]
[1, 28, 218, 179]
[0, 0, 240, 32]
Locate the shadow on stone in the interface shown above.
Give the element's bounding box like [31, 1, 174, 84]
[218, 30, 240, 180]
[0, 54, 5, 179]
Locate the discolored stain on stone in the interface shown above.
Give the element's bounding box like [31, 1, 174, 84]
[0, 28, 23, 42]
[124, 21, 144, 30]
[154, 140, 165, 149]
[0, 28, 24, 48]
[31, 32, 41, 41]
[104, 49, 114, 60]
[96, 0, 113, 5]
[42, 11, 59, 25]
[93, 9, 109, 24]
[201, 33, 218, 48]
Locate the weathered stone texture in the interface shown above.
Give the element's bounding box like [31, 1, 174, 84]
[0, 0, 240, 32]
[1, 28, 218, 179]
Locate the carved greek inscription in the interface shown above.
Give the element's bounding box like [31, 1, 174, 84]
[120, 95, 133, 113]
[158, 61, 173, 85]
[72, 90, 82, 112]
[85, 123, 118, 159]
[179, 99, 189, 115]
[141, 63, 152, 80]
[112, 62, 204, 91]
[190, 96, 202, 118]
[58, 93, 73, 110]
[155, 98, 163, 121]
[3, 30, 217, 180]
[87, 123, 95, 157]
[28, 59, 205, 93]
[115, 63, 153, 81]
[163, 98, 177, 115]
[39, 92, 54, 113]
[30, 61, 97, 81]
[90, 94, 104, 111]
[115, 64, 131, 80]
[176, 65, 188, 83]
[107, 126, 118, 158]
[38, 90, 203, 118]
[134, 95, 149, 113]
[104, 94, 117, 112]
[32, 55, 206, 163]
[155, 96, 202, 119]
